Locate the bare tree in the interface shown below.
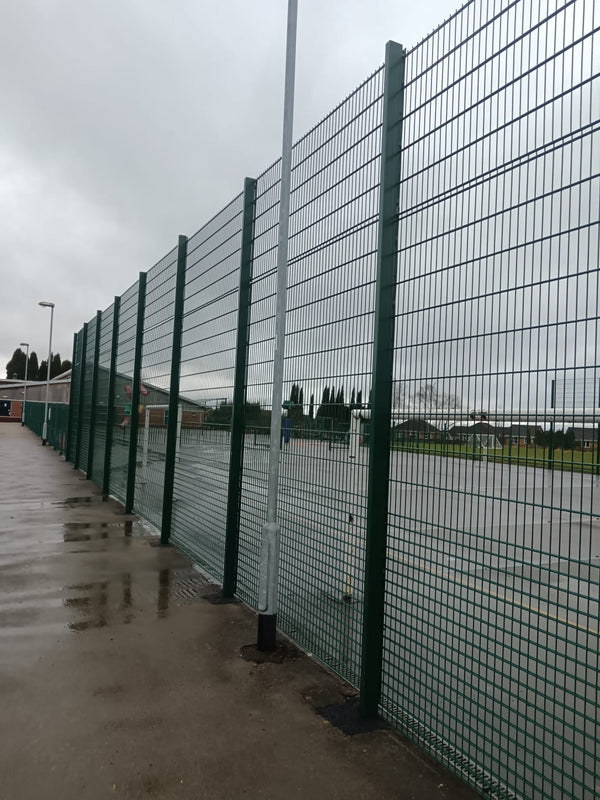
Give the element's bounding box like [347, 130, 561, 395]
[393, 382, 462, 413]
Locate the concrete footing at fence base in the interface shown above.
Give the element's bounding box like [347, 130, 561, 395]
[0, 425, 478, 800]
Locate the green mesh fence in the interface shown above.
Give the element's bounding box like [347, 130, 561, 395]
[235, 66, 385, 687]
[90, 304, 114, 485]
[65, 2, 599, 797]
[382, 2, 600, 798]
[24, 401, 69, 453]
[170, 196, 244, 580]
[77, 315, 96, 472]
[109, 281, 140, 504]
[132, 248, 178, 530]
[67, 329, 83, 463]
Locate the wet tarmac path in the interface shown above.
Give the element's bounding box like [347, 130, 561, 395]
[0, 424, 478, 800]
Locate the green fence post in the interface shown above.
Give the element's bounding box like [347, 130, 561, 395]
[125, 273, 147, 515]
[548, 421, 555, 470]
[359, 40, 406, 718]
[160, 235, 188, 546]
[74, 323, 88, 472]
[102, 297, 121, 499]
[86, 310, 102, 479]
[65, 331, 78, 463]
[223, 177, 257, 597]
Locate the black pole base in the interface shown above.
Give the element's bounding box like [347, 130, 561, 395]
[41, 439, 47, 446]
[257, 613, 277, 651]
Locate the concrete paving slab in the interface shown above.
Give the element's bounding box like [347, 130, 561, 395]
[0, 424, 479, 800]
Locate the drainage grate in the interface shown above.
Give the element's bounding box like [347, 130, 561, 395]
[168, 570, 212, 603]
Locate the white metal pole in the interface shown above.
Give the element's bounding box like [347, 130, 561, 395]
[41, 305, 54, 445]
[20, 343, 29, 427]
[257, 0, 298, 650]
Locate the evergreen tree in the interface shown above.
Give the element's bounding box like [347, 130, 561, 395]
[298, 387, 304, 413]
[316, 386, 330, 418]
[309, 394, 314, 420]
[351, 388, 356, 407]
[61, 360, 72, 373]
[5, 348, 26, 379]
[28, 352, 39, 381]
[37, 360, 48, 382]
[356, 389, 362, 406]
[50, 354, 62, 378]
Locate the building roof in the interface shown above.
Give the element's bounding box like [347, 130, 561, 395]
[566, 426, 599, 439]
[394, 418, 440, 432]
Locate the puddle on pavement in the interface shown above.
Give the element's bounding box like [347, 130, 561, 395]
[60, 565, 203, 633]
[63, 521, 136, 543]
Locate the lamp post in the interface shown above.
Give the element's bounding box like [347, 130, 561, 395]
[39, 301, 55, 446]
[20, 342, 29, 427]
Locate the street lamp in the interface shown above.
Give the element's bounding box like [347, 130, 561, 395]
[39, 301, 55, 445]
[20, 342, 29, 427]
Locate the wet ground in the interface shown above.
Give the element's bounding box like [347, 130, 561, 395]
[0, 424, 479, 800]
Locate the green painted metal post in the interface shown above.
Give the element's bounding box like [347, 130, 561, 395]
[359, 40, 406, 718]
[86, 310, 102, 479]
[102, 297, 121, 499]
[548, 421, 555, 470]
[125, 273, 147, 515]
[160, 236, 188, 546]
[74, 323, 88, 472]
[223, 177, 257, 597]
[65, 331, 78, 463]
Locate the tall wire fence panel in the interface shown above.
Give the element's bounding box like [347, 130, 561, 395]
[238, 67, 385, 685]
[170, 196, 244, 579]
[384, 0, 600, 798]
[77, 314, 97, 472]
[109, 281, 140, 504]
[24, 402, 69, 453]
[133, 248, 178, 530]
[235, 160, 281, 607]
[63, 2, 599, 797]
[68, 329, 84, 463]
[90, 304, 114, 485]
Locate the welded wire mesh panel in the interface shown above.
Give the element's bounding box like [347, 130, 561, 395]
[109, 282, 139, 504]
[237, 67, 385, 686]
[68, 329, 83, 462]
[133, 247, 178, 530]
[170, 197, 244, 579]
[77, 315, 97, 472]
[90, 304, 114, 485]
[384, 1, 600, 798]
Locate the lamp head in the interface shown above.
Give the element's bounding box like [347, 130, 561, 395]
[39, 301, 55, 308]
[20, 342, 29, 347]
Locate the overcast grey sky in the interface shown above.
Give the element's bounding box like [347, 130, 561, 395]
[0, 0, 464, 375]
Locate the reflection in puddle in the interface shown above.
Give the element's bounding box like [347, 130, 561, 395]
[158, 570, 170, 618]
[63, 596, 92, 608]
[65, 580, 107, 631]
[57, 496, 93, 506]
[63, 522, 135, 543]
[69, 619, 107, 632]
[64, 575, 137, 630]
[64, 568, 178, 631]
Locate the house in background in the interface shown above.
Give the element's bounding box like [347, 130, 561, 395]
[565, 427, 599, 450]
[449, 421, 503, 444]
[504, 424, 544, 446]
[392, 418, 441, 442]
